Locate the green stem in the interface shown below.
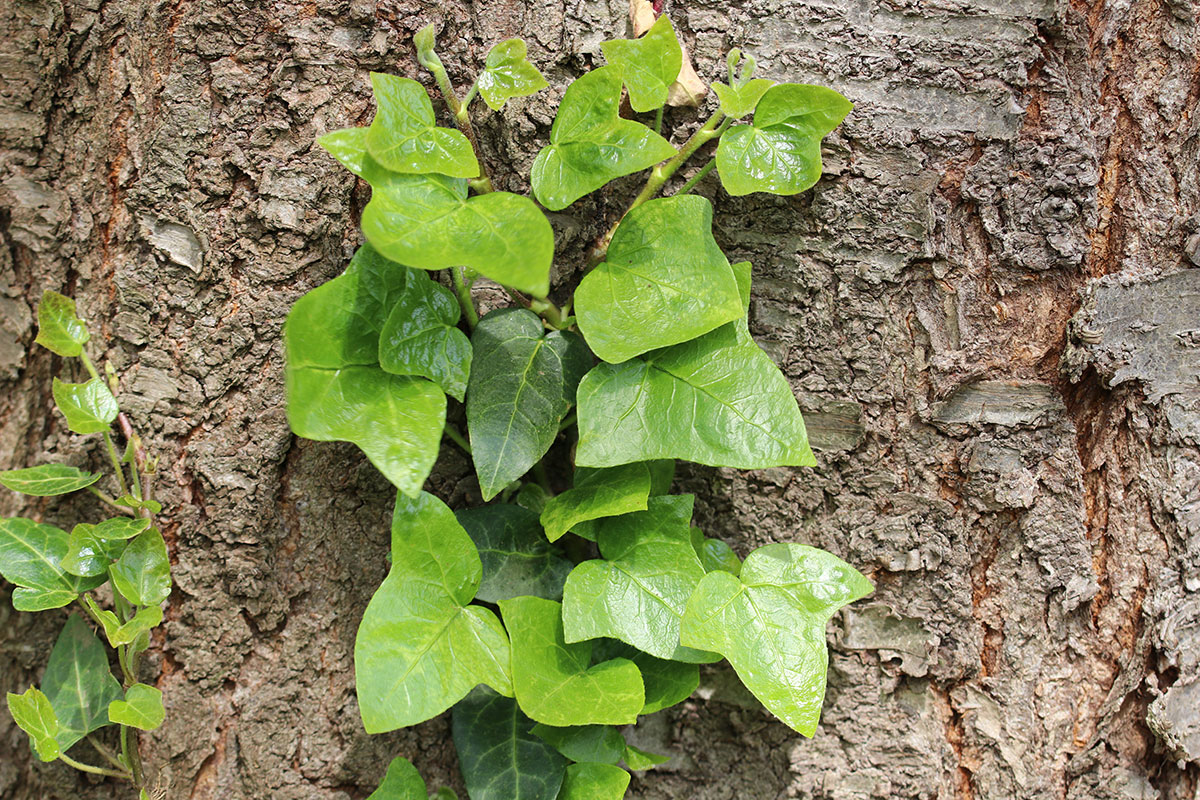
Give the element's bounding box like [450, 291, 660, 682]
[529, 298, 564, 329]
[451, 268, 480, 330]
[59, 751, 132, 781]
[558, 411, 577, 432]
[87, 734, 128, 772]
[87, 486, 136, 515]
[532, 462, 553, 495]
[677, 158, 717, 195]
[443, 424, 472, 455]
[79, 351, 102, 382]
[102, 432, 130, 499]
[419, 45, 494, 193]
[120, 724, 146, 787]
[653, 105, 664, 135]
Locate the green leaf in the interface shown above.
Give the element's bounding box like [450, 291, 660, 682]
[430, 790, 458, 800]
[367, 755, 427, 800]
[456, 504, 572, 603]
[530, 67, 677, 211]
[63, 523, 128, 577]
[113, 494, 163, 514]
[378, 269, 472, 402]
[355, 492, 512, 733]
[691, 529, 742, 576]
[362, 168, 553, 297]
[317, 126, 369, 177]
[622, 743, 670, 771]
[85, 597, 163, 647]
[711, 79, 773, 118]
[452, 687, 567, 800]
[0, 465, 101, 496]
[42, 616, 123, 750]
[575, 195, 743, 363]
[557, 762, 630, 800]
[0, 518, 105, 611]
[561, 495, 716, 662]
[478, 39, 549, 111]
[647, 460, 675, 495]
[715, 83, 852, 197]
[592, 640, 699, 715]
[107, 683, 164, 731]
[601, 14, 683, 112]
[109, 527, 172, 606]
[516, 483, 551, 514]
[52, 378, 118, 435]
[6, 688, 61, 761]
[531, 723, 625, 765]
[366, 73, 479, 178]
[679, 543, 873, 735]
[466, 309, 591, 501]
[540, 463, 652, 543]
[34, 291, 90, 357]
[500, 596, 643, 727]
[92, 517, 152, 540]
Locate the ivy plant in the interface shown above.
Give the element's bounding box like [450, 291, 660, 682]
[2, 292, 171, 798]
[288, 15, 869, 799]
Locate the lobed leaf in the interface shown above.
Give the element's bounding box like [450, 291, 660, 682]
[592, 639, 699, 715]
[34, 291, 89, 357]
[109, 527, 172, 606]
[42, 616, 123, 751]
[108, 683, 164, 731]
[539, 463, 652, 543]
[557, 762, 630, 800]
[691, 529, 742, 576]
[711, 79, 773, 119]
[601, 14, 683, 112]
[452, 687, 567, 800]
[378, 269, 472, 401]
[531, 723, 625, 765]
[477, 39, 549, 111]
[85, 597, 163, 647]
[366, 73, 479, 178]
[0, 518, 105, 611]
[63, 522, 128, 577]
[366, 755, 427, 800]
[317, 126, 369, 177]
[623, 743, 670, 770]
[455, 504, 572, 603]
[52, 378, 118, 435]
[6, 687, 61, 761]
[0, 464, 101, 496]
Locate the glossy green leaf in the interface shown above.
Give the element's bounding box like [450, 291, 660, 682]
[108, 683, 164, 731]
[623, 743, 670, 771]
[318, 126, 369, 177]
[540, 463, 651, 543]
[367, 755, 426, 800]
[452, 687, 567, 800]
[531, 723, 625, 765]
[456, 504, 572, 603]
[34, 291, 89, 357]
[558, 762, 630, 800]
[601, 14, 682, 112]
[378, 269, 472, 401]
[500, 596, 644, 727]
[42, 616, 122, 750]
[0, 518, 105, 611]
[592, 640, 699, 715]
[366, 73, 479, 178]
[85, 597, 163, 647]
[114, 494, 163, 514]
[92, 517, 152, 540]
[109, 528, 172, 606]
[562, 495, 715, 662]
[52, 378, 118, 435]
[478, 39, 549, 111]
[690, 529, 742, 576]
[6, 688, 61, 761]
[575, 195, 742, 363]
[679, 543, 873, 735]
[0, 465, 101, 496]
[63, 523, 128, 577]
[362, 168, 553, 297]
[716, 83, 852, 197]
[711, 79, 773, 118]
[355, 492, 512, 733]
[530, 67, 677, 211]
[467, 309, 591, 501]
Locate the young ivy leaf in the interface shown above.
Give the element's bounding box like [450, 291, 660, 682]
[108, 683, 165, 731]
[452, 687, 567, 800]
[42, 616, 123, 751]
[574, 195, 743, 363]
[355, 492, 512, 733]
[378, 269, 472, 402]
[716, 83, 852, 197]
[109, 528, 172, 606]
[530, 67, 677, 211]
[679, 543, 874, 736]
[477, 39, 549, 111]
[62, 522, 129, 577]
[317, 126, 369, 177]
[691, 528, 743, 576]
[558, 762, 631, 800]
[366, 755, 428, 800]
[6, 687, 62, 761]
[34, 291, 90, 357]
[530, 722, 625, 765]
[455, 504, 572, 603]
[600, 14, 683, 113]
[593, 639, 699, 715]
[0, 518, 106, 611]
[539, 463, 652, 543]
[466, 309, 591, 501]
[92, 517, 153, 540]
[623, 743, 670, 770]
[711, 79, 774, 119]
[52, 378, 118, 435]
[0, 465, 101, 497]
[84, 596, 163, 647]
[366, 73, 479, 178]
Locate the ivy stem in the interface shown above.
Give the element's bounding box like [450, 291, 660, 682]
[653, 105, 664, 135]
[451, 268, 480, 330]
[59, 751, 132, 781]
[87, 734, 127, 772]
[558, 411, 577, 432]
[87, 486, 136, 516]
[418, 45, 494, 193]
[529, 298, 565, 329]
[102, 432, 130, 499]
[677, 158, 717, 195]
[120, 724, 146, 787]
[443, 424, 472, 455]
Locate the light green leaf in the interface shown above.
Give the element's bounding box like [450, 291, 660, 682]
[500, 596, 643, 727]
[691, 529, 742, 576]
[366, 73, 479, 178]
[716, 83, 852, 196]
[456, 504, 572, 603]
[592, 639, 699, 715]
[317, 127, 369, 177]
[63, 523, 128, 577]
[6, 688, 61, 761]
[114, 494, 163, 514]
[711, 79, 773, 118]
[42, 616, 123, 750]
[557, 762, 630, 800]
[531, 67, 677, 211]
[109, 528, 172, 606]
[0, 465, 101, 496]
[367, 755, 427, 800]
[107, 683, 164, 731]
[531, 723, 625, 765]
[0, 518, 105, 611]
[452, 687, 567, 800]
[34, 291, 90, 357]
[601, 14, 683, 112]
[478, 39, 549, 111]
[575, 195, 742, 363]
[679, 543, 873, 735]
[355, 492, 512, 733]
[540, 463, 652, 543]
[466, 309, 591, 501]
[52, 378, 118, 435]
[85, 597, 163, 647]
[622, 743, 670, 771]
[92, 517, 152, 540]
[378, 269, 472, 402]
[562, 495, 716, 662]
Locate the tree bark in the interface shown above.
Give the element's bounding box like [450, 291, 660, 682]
[2, 0, 1198, 798]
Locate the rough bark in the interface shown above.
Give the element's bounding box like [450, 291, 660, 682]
[1, 0, 1198, 799]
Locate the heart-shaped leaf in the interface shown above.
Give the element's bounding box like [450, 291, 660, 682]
[355, 492, 512, 733]
[0, 519, 105, 611]
[477, 39, 548, 111]
[6, 688, 61, 761]
[366, 755, 427, 800]
[593, 639, 699, 715]
[34, 291, 89, 357]
[691, 530, 742, 576]
[0, 465, 101, 496]
[84, 597, 163, 647]
[455, 504, 572, 603]
[452, 687, 567, 800]
[623, 743, 670, 770]
[52, 378, 118, 435]
[711, 79, 773, 119]
[531, 723, 625, 764]
[63, 523, 128, 577]
[680, 543, 873, 735]
[92, 517, 152, 540]
[366, 73, 479, 178]
[109, 527, 172, 606]
[108, 683, 164, 731]
[601, 14, 682, 112]
[42, 616, 123, 750]
[317, 127, 369, 177]
[558, 762, 630, 800]
[378, 269, 472, 402]
[530, 67, 677, 211]
[539, 463, 652, 543]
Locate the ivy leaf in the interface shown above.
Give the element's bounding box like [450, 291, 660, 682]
[378, 269, 472, 402]
[366, 755, 427, 800]
[623, 743, 670, 770]
[362, 168, 553, 297]
[108, 683, 164, 731]
[92, 517, 152, 540]
[452, 687, 567, 800]
[477, 39, 549, 111]
[530, 67, 677, 211]
[539, 463, 652, 543]
[52, 378, 118, 435]
[516, 483, 551, 514]
[711, 79, 773, 119]
[84, 597, 163, 647]
[0, 518, 105, 611]
[317, 126, 369, 178]
[34, 291, 90, 357]
[499, 596, 644, 727]
[430, 790, 458, 800]
[575, 195, 743, 363]
[600, 14, 683, 112]
[109, 528, 172, 606]
[42, 616, 123, 750]
[679, 543, 873, 735]
[0, 465, 101, 496]
[715, 83, 852, 197]
[63, 523, 128, 577]
[6, 688, 61, 761]
[455, 504, 572, 603]
[530, 723, 625, 764]
[561, 495, 716, 662]
[366, 73, 479, 178]
[114, 494, 163, 514]
[466, 309, 591, 501]
[691, 529, 742, 576]
[355, 492, 512, 733]
[558, 762, 631, 800]
[593, 640, 699, 715]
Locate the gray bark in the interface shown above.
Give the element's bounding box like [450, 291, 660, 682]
[2, 0, 1198, 798]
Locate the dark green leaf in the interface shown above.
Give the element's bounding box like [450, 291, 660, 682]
[378, 269, 472, 401]
[366, 73, 479, 178]
[63, 523, 128, 577]
[452, 687, 567, 800]
[531, 723, 625, 765]
[34, 291, 90, 357]
[318, 126, 369, 177]
[0, 518, 104, 611]
[456, 504, 572, 603]
[592, 640, 699, 715]
[516, 483, 551, 514]
[711, 79, 773, 118]
[6, 688, 61, 761]
[557, 762, 630, 800]
[52, 378, 118, 435]
[601, 14, 682, 112]
[0, 465, 101, 496]
[42, 616, 123, 750]
[540, 463, 651, 543]
[478, 39, 549, 111]
[367, 755, 426, 800]
[647, 460, 674, 496]
[690, 529, 742, 576]
[92, 517, 152, 540]
[109, 528, 172, 606]
[108, 683, 164, 731]
[622, 744, 670, 771]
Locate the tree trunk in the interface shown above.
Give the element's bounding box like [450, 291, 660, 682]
[2, 0, 1198, 798]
